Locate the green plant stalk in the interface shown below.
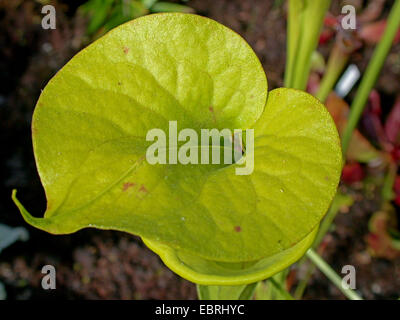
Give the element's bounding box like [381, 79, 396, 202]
[151, 2, 194, 13]
[268, 278, 294, 300]
[306, 249, 362, 300]
[341, 0, 400, 154]
[294, 193, 353, 299]
[253, 277, 294, 300]
[258, 270, 290, 300]
[284, 0, 303, 87]
[291, 0, 331, 90]
[313, 193, 353, 248]
[293, 262, 315, 299]
[197, 283, 257, 300]
[141, 0, 158, 8]
[315, 43, 349, 102]
[293, 202, 340, 299]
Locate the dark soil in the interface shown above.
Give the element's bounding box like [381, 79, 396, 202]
[0, 0, 399, 299]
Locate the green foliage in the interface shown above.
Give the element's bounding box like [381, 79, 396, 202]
[80, 0, 194, 35]
[284, 0, 331, 90]
[196, 282, 257, 300]
[341, 0, 400, 153]
[12, 13, 342, 286]
[255, 278, 294, 300]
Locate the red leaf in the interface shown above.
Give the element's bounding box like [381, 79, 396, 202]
[360, 20, 400, 45]
[324, 14, 339, 28]
[326, 94, 380, 163]
[395, 195, 400, 207]
[362, 90, 389, 150]
[390, 147, 400, 163]
[367, 207, 400, 259]
[319, 29, 335, 44]
[394, 176, 400, 194]
[341, 163, 364, 185]
[319, 14, 338, 44]
[369, 90, 382, 116]
[384, 95, 400, 145]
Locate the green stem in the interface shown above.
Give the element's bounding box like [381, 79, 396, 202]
[293, 262, 316, 299]
[341, 0, 400, 154]
[196, 283, 257, 300]
[313, 205, 339, 249]
[313, 193, 353, 248]
[306, 249, 362, 300]
[291, 0, 331, 90]
[294, 193, 353, 299]
[294, 204, 341, 299]
[269, 278, 294, 300]
[284, 0, 303, 87]
[315, 43, 349, 102]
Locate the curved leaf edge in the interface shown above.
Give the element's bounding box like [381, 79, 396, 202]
[142, 226, 318, 285]
[13, 187, 317, 286]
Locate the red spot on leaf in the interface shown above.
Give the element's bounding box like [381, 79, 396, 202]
[123, 47, 129, 54]
[209, 106, 217, 123]
[46, 201, 53, 211]
[139, 185, 148, 193]
[122, 182, 135, 191]
[234, 226, 241, 232]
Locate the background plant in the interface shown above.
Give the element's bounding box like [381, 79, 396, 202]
[80, 0, 193, 36]
[277, 0, 400, 301]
